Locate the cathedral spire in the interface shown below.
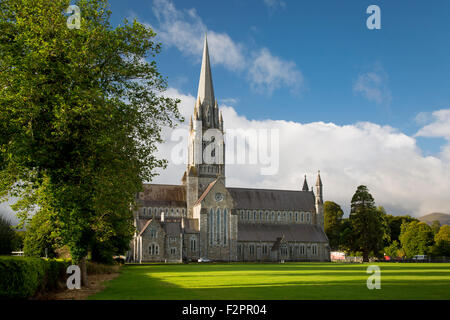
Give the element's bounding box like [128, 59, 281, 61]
[302, 175, 309, 191]
[197, 34, 215, 108]
[316, 170, 323, 187]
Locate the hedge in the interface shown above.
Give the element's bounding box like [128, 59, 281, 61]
[0, 256, 69, 299]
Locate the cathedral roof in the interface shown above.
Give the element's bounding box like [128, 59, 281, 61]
[194, 179, 218, 206]
[138, 219, 152, 236]
[237, 223, 328, 243]
[138, 184, 186, 207]
[227, 187, 315, 212]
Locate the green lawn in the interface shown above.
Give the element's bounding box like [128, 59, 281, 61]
[89, 262, 450, 300]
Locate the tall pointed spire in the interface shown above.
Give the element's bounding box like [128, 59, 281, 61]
[302, 175, 309, 191]
[197, 34, 215, 108]
[316, 170, 323, 187]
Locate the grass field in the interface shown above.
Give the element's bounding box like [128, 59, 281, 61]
[89, 263, 450, 300]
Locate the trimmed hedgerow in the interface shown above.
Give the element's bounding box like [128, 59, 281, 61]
[0, 256, 69, 299]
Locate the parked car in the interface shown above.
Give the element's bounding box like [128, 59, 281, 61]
[198, 257, 211, 263]
[412, 255, 428, 261]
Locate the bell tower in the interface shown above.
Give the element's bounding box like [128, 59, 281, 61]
[186, 35, 225, 217]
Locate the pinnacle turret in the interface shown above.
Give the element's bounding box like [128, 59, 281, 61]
[316, 170, 323, 187]
[302, 175, 309, 191]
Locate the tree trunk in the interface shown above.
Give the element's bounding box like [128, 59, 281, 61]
[363, 251, 369, 262]
[80, 256, 89, 287]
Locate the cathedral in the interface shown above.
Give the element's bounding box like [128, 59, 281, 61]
[128, 36, 330, 263]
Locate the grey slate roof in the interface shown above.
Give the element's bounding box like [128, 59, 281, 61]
[227, 187, 315, 212]
[237, 223, 328, 243]
[164, 221, 182, 236]
[139, 184, 186, 207]
[138, 219, 152, 236]
[194, 179, 218, 206]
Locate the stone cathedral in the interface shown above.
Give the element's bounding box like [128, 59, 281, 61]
[128, 37, 330, 263]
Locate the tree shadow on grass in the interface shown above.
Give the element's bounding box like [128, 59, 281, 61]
[89, 266, 450, 300]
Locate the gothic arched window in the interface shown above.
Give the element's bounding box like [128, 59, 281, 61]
[209, 208, 214, 245]
[216, 208, 221, 243]
[223, 209, 227, 245]
[190, 237, 196, 252]
[149, 243, 159, 255]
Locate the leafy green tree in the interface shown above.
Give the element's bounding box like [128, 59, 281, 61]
[338, 218, 354, 253]
[385, 214, 419, 243]
[323, 201, 344, 250]
[399, 221, 434, 257]
[0, 0, 181, 285]
[349, 185, 388, 262]
[432, 225, 450, 256]
[384, 240, 401, 258]
[12, 231, 25, 251]
[23, 209, 60, 258]
[430, 220, 441, 235]
[0, 215, 16, 254]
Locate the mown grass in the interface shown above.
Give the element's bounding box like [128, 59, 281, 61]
[89, 262, 450, 300]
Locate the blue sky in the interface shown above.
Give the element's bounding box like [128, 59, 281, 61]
[107, 0, 450, 155]
[2, 0, 449, 222]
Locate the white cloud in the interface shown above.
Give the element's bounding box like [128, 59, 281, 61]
[415, 109, 450, 161]
[353, 67, 392, 105]
[151, 0, 245, 71]
[152, 88, 450, 218]
[150, 0, 303, 94]
[249, 48, 304, 94]
[0, 201, 19, 226]
[263, 0, 286, 10]
[219, 98, 238, 105]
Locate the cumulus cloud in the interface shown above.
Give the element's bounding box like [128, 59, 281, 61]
[353, 67, 392, 105]
[151, 88, 450, 218]
[249, 48, 304, 94]
[151, 0, 245, 71]
[415, 109, 450, 161]
[263, 0, 286, 10]
[149, 0, 303, 94]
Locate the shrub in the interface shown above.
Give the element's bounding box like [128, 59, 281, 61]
[0, 256, 68, 299]
[0, 216, 16, 255]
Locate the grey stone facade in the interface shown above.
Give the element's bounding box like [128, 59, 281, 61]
[128, 36, 330, 263]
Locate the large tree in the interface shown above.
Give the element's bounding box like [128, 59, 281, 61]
[432, 225, 450, 256]
[349, 185, 388, 262]
[399, 221, 434, 257]
[0, 0, 181, 285]
[385, 214, 418, 243]
[323, 201, 344, 250]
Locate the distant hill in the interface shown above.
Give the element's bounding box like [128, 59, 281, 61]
[419, 212, 450, 226]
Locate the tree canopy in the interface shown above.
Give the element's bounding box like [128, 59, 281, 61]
[348, 185, 388, 261]
[323, 201, 344, 250]
[399, 221, 434, 257]
[0, 0, 181, 284]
